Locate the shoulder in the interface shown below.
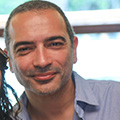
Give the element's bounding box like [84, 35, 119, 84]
[73, 71, 120, 99]
[73, 71, 120, 92]
[88, 79, 120, 91]
[87, 79, 120, 103]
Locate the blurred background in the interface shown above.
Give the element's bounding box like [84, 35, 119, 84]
[0, 0, 120, 104]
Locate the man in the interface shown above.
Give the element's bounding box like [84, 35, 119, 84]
[4, 0, 120, 120]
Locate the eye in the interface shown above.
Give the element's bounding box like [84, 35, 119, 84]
[17, 47, 31, 52]
[15, 47, 34, 56]
[50, 42, 64, 46]
[17, 47, 28, 51]
[46, 42, 65, 49]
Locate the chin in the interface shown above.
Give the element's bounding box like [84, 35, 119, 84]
[31, 83, 64, 96]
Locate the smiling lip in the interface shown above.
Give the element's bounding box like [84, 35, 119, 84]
[33, 72, 56, 81]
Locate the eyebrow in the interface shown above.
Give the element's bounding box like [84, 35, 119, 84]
[14, 41, 34, 51]
[45, 36, 66, 42]
[14, 36, 66, 51]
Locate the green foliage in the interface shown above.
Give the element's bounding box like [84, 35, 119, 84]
[0, 0, 29, 14]
[68, 0, 120, 11]
[0, 0, 120, 14]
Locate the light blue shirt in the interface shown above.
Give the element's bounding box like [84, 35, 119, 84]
[12, 71, 120, 120]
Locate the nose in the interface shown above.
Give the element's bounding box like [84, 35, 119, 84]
[33, 46, 52, 68]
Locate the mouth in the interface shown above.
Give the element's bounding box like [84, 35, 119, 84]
[33, 72, 57, 84]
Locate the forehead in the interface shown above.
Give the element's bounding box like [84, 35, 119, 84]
[10, 9, 66, 30]
[9, 9, 68, 42]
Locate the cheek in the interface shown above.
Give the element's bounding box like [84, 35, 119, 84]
[56, 50, 73, 82]
[54, 49, 73, 69]
[63, 49, 73, 74]
[12, 57, 31, 74]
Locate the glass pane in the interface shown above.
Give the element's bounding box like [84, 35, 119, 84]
[73, 32, 120, 81]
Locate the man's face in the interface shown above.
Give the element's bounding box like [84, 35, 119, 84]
[8, 9, 78, 95]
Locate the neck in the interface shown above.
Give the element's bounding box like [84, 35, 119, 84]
[26, 78, 75, 120]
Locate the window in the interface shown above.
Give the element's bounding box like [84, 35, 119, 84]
[74, 32, 120, 81]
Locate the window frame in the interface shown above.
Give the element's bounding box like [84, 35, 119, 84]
[0, 9, 120, 36]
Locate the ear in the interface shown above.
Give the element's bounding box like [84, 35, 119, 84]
[4, 48, 14, 73]
[8, 59, 14, 73]
[73, 36, 78, 64]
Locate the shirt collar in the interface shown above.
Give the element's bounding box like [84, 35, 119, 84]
[73, 71, 99, 106]
[72, 71, 99, 119]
